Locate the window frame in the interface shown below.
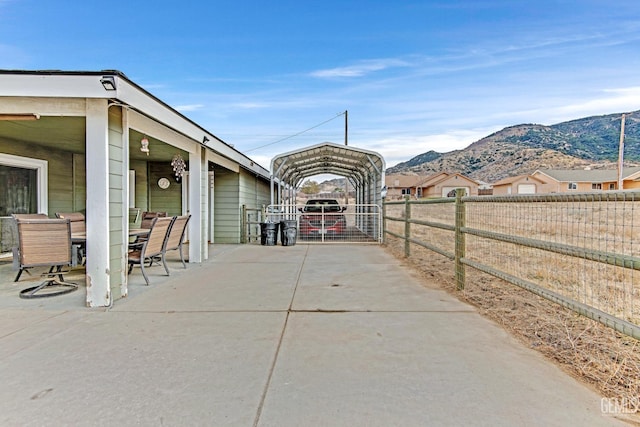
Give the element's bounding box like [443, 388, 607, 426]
[0, 153, 48, 215]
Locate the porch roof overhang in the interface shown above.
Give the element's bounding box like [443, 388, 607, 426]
[270, 142, 385, 189]
[0, 69, 270, 180]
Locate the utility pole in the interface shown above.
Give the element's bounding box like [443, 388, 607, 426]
[344, 110, 348, 146]
[617, 113, 626, 190]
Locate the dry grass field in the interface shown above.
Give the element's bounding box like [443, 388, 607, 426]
[385, 199, 640, 411]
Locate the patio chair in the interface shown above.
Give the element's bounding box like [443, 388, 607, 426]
[55, 212, 86, 233]
[55, 212, 86, 264]
[162, 214, 191, 270]
[10, 213, 49, 280]
[13, 218, 78, 298]
[128, 216, 174, 285]
[140, 211, 167, 229]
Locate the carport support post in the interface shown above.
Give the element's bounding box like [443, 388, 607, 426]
[404, 196, 411, 257]
[455, 188, 466, 290]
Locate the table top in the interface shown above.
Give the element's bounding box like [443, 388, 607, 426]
[71, 228, 150, 242]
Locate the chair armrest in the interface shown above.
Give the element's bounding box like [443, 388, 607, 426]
[128, 241, 145, 251]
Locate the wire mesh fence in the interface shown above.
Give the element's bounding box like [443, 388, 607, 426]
[384, 191, 640, 340]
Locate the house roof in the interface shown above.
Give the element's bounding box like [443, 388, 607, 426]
[0, 69, 271, 179]
[534, 167, 640, 183]
[385, 174, 423, 188]
[493, 174, 545, 186]
[426, 172, 480, 187]
[386, 172, 480, 188]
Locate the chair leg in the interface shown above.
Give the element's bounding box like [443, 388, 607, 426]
[139, 259, 150, 286]
[161, 254, 170, 276]
[179, 245, 187, 269]
[14, 268, 24, 282]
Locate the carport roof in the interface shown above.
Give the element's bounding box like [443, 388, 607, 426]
[270, 142, 385, 187]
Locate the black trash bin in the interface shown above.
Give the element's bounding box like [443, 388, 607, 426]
[280, 220, 298, 246]
[260, 222, 279, 246]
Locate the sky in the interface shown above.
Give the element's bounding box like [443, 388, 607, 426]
[1, 0, 640, 177]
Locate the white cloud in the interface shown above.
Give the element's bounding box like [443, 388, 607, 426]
[365, 127, 502, 168]
[175, 104, 204, 112]
[310, 58, 410, 78]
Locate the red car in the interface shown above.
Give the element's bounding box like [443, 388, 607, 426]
[298, 199, 347, 237]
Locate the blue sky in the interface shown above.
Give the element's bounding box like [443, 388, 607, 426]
[1, 0, 640, 173]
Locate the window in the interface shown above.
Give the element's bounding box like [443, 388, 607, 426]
[568, 182, 577, 190]
[609, 183, 616, 190]
[0, 154, 48, 216]
[416, 188, 422, 197]
[401, 188, 410, 195]
[592, 183, 602, 190]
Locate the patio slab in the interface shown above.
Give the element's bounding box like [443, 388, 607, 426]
[0, 244, 632, 426]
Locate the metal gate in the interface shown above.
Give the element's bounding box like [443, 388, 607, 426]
[244, 204, 382, 244]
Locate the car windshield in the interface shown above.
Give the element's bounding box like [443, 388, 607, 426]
[303, 200, 341, 213]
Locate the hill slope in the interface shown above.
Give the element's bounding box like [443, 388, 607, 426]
[387, 110, 640, 182]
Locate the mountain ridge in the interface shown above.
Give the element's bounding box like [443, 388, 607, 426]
[386, 110, 640, 182]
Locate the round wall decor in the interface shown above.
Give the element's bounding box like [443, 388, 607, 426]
[158, 177, 171, 189]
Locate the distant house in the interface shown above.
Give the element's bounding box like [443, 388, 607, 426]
[492, 174, 546, 195]
[532, 167, 640, 193]
[385, 172, 480, 199]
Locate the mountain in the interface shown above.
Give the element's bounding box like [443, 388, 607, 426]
[386, 110, 640, 182]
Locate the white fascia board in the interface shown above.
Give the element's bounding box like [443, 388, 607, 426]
[0, 74, 109, 98]
[0, 96, 86, 116]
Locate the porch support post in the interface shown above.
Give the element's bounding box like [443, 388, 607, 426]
[85, 98, 112, 307]
[188, 147, 204, 263]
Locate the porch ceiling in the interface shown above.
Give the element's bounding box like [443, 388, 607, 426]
[270, 142, 385, 188]
[0, 118, 185, 161]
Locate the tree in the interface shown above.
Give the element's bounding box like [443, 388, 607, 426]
[300, 180, 320, 194]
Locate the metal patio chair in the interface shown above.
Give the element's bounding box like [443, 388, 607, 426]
[127, 216, 174, 285]
[162, 214, 191, 270]
[13, 218, 78, 299]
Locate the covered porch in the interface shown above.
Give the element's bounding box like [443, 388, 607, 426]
[0, 70, 271, 307]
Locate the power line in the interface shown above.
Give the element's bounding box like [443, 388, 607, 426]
[244, 111, 345, 153]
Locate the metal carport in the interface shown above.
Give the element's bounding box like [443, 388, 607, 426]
[269, 142, 385, 242]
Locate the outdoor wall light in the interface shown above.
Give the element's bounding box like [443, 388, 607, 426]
[203, 136, 210, 144]
[100, 76, 117, 91]
[140, 137, 150, 155]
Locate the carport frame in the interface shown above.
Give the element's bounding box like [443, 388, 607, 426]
[269, 142, 386, 210]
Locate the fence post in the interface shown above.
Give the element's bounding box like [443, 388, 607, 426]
[455, 189, 466, 290]
[404, 196, 411, 257]
[382, 201, 387, 244]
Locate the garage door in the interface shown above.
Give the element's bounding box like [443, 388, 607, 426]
[518, 184, 536, 194]
[442, 187, 469, 197]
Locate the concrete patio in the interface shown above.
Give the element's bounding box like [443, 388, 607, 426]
[0, 244, 628, 426]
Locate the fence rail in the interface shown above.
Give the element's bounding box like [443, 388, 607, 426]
[384, 190, 640, 340]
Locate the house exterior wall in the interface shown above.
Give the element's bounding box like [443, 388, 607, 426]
[0, 138, 82, 216]
[239, 169, 270, 210]
[0, 138, 84, 252]
[130, 159, 149, 211]
[493, 176, 542, 195]
[425, 175, 479, 197]
[213, 168, 240, 243]
[148, 162, 183, 215]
